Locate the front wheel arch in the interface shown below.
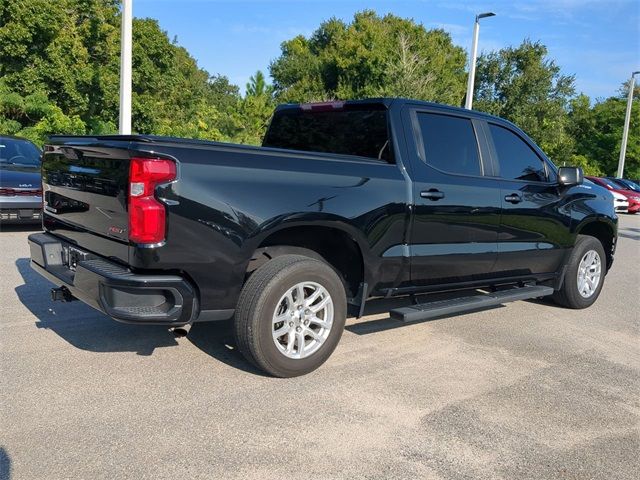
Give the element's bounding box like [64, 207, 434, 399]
[575, 220, 616, 271]
[553, 235, 606, 309]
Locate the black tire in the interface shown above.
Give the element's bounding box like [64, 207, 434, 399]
[234, 254, 347, 377]
[552, 235, 606, 309]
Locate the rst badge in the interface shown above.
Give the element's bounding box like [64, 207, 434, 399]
[107, 225, 125, 235]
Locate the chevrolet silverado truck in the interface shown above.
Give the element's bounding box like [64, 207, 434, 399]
[28, 98, 617, 377]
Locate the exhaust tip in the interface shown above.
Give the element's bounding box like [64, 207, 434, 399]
[170, 323, 192, 338]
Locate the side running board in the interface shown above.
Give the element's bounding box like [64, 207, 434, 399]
[390, 285, 554, 323]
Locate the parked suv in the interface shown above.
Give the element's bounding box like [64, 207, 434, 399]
[29, 99, 617, 376]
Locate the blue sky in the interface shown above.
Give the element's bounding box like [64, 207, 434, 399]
[135, 0, 639, 100]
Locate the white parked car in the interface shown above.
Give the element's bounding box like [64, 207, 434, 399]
[610, 190, 629, 213]
[584, 178, 628, 213]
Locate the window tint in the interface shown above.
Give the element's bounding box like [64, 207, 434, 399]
[263, 106, 393, 162]
[416, 113, 481, 176]
[489, 124, 547, 182]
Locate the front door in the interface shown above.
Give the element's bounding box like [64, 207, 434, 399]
[406, 109, 501, 286]
[486, 122, 569, 277]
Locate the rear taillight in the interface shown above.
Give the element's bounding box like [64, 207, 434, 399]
[0, 188, 42, 196]
[128, 157, 176, 244]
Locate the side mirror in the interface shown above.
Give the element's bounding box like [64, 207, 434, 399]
[558, 166, 583, 187]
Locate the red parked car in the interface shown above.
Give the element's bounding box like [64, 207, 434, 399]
[586, 176, 640, 214]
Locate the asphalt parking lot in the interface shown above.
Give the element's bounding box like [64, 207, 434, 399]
[1, 216, 639, 480]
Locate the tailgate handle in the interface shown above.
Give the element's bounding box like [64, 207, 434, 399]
[420, 189, 445, 201]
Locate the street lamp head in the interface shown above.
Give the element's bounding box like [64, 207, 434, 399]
[632, 71, 640, 77]
[477, 12, 496, 21]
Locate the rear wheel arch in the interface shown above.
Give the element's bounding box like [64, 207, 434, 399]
[247, 224, 366, 299]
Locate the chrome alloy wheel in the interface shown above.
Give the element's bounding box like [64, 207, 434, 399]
[577, 249, 602, 298]
[272, 282, 334, 359]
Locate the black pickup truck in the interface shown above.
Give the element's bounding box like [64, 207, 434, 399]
[28, 98, 617, 377]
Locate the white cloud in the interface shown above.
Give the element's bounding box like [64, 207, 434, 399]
[427, 22, 468, 35]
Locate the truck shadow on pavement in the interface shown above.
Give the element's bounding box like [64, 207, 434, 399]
[13, 258, 261, 374]
[14, 255, 483, 375]
[187, 322, 269, 376]
[0, 447, 10, 480]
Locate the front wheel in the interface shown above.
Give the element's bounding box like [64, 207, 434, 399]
[552, 235, 606, 309]
[234, 254, 347, 377]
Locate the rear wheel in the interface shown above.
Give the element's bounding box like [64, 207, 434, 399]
[553, 235, 606, 309]
[234, 254, 347, 377]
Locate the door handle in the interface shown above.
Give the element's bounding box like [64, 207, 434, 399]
[420, 189, 445, 201]
[504, 193, 522, 204]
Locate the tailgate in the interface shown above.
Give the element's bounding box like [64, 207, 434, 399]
[42, 142, 131, 262]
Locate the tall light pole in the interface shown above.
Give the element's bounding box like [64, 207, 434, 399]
[119, 0, 133, 134]
[464, 12, 495, 110]
[616, 71, 639, 178]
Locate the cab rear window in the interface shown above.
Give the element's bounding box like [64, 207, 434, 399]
[263, 106, 393, 162]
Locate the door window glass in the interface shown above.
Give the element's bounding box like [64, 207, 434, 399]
[489, 124, 547, 182]
[416, 113, 481, 176]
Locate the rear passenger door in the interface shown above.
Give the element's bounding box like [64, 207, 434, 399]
[486, 122, 568, 278]
[405, 108, 501, 286]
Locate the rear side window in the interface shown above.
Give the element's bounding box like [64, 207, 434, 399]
[489, 124, 547, 182]
[416, 113, 481, 176]
[263, 107, 393, 162]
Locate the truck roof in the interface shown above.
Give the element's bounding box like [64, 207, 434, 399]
[277, 97, 510, 125]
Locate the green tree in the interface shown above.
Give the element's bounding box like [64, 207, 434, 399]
[567, 154, 603, 176]
[270, 10, 467, 105]
[474, 40, 576, 164]
[570, 84, 640, 178]
[2, 0, 634, 169]
[0, 82, 86, 143]
[0, 0, 121, 132]
[0, 0, 239, 143]
[209, 74, 240, 110]
[226, 70, 275, 145]
[246, 70, 273, 97]
[130, 18, 224, 139]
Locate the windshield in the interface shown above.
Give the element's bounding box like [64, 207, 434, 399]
[0, 137, 42, 166]
[596, 177, 622, 190]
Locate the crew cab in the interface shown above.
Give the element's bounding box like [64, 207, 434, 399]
[28, 98, 617, 377]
